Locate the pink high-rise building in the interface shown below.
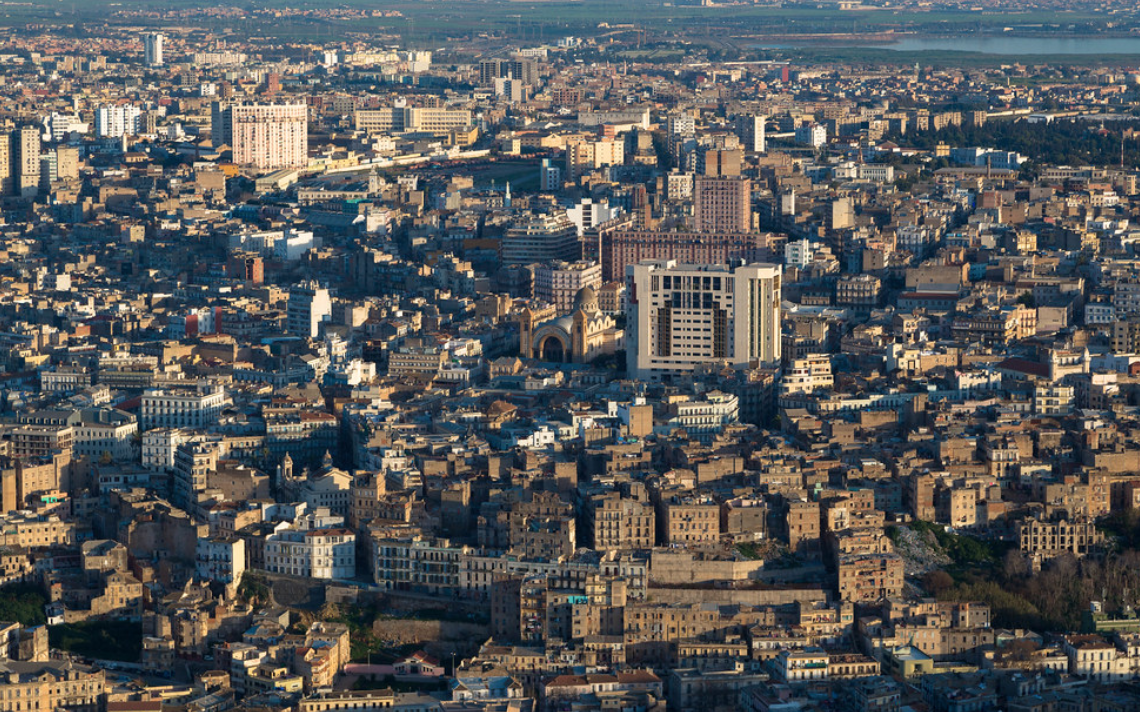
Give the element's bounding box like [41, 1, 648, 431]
[212, 101, 308, 171]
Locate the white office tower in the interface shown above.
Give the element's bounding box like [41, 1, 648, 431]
[95, 104, 143, 138]
[287, 281, 332, 338]
[405, 51, 432, 73]
[539, 158, 562, 192]
[785, 239, 814, 269]
[626, 260, 782, 381]
[212, 101, 308, 171]
[144, 33, 164, 67]
[736, 114, 766, 153]
[42, 112, 88, 143]
[666, 114, 696, 160]
[566, 198, 620, 237]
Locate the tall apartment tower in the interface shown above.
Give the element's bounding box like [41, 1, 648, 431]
[694, 175, 751, 233]
[626, 260, 782, 380]
[95, 104, 143, 138]
[479, 58, 538, 85]
[211, 101, 308, 171]
[666, 114, 695, 162]
[0, 136, 10, 196]
[11, 126, 40, 198]
[736, 114, 766, 153]
[287, 281, 332, 338]
[830, 196, 854, 231]
[701, 148, 742, 177]
[143, 33, 164, 67]
[501, 212, 581, 266]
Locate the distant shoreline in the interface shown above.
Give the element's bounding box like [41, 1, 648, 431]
[745, 31, 1140, 47]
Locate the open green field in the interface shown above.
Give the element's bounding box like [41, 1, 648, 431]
[469, 160, 541, 192]
[0, 0, 1114, 39]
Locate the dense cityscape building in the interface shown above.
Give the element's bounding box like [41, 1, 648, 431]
[5, 4, 1140, 711]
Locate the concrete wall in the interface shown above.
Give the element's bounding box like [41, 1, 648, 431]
[649, 550, 765, 584]
[646, 586, 829, 607]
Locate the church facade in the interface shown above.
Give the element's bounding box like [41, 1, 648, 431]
[518, 287, 624, 364]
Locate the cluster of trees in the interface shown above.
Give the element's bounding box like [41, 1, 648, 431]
[48, 621, 142, 662]
[903, 520, 1008, 575]
[893, 117, 1140, 170]
[922, 519, 1140, 633]
[237, 571, 270, 606]
[0, 583, 46, 626]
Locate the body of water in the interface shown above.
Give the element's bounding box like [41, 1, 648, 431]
[872, 36, 1140, 55]
[757, 35, 1140, 56]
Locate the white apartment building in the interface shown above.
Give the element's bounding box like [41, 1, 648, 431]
[143, 32, 164, 66]
[229, 644, 270, 696]
[12, 126, 40, 198]
[578, 107, 650, 130]
[1114, 281, 1140, 316]
[785, 239, 814, 268]
[353, 107, 471, 134]
[533, 261, 602, 313]
[736, 114, 766, 153]
[139, 383, 229, 430]
[142, 427, 194, 471]
[95, 104, 143, 138]
[285, 469, 353, 518]
[287, 281, 332, 338]
[782, 355, 834, 396]
[795, 124, 827, 148]
[660, 391, 740, 442]
[194, 51, 248, 65]
[40, 366, 93, 393]
[626, 260, 782, 380]
[834, 162, 896, 183]
[372, 536, 466, 593]
[774, 649, 830, 683]
[666, 171, 694, 201]
[500, 212, 580, 266]
[565, 137, 624, 180]
[196, 536, 246, 585]
[1034, 384, 1075, 416]
[1063, 634, 1130, 683]
[173, 440, 219, 507]
[264, 526, 356, 580]
[41, 112, 88, 143]
[73, 409, 138, 463]
[228, 228, 315, 262]
[1085, 302, 1116, 325]
[212, 101, 308, 171]
[566, 198, 620, 237]
[540, 158, 562, 191]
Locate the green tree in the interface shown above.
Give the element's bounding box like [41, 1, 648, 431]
[0, 583, 47, 626]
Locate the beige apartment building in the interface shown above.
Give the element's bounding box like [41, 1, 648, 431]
[590, 494, 655, 550]
[694, 175, 751, 233]
[837, 553, 904, 603]
[658, 496, 720, 545]
[0, 662, 104, 712]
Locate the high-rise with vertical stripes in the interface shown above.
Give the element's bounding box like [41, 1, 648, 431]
[626, 260, 781, 380]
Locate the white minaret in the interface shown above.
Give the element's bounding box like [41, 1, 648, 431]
[144, 33, 164, 67]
